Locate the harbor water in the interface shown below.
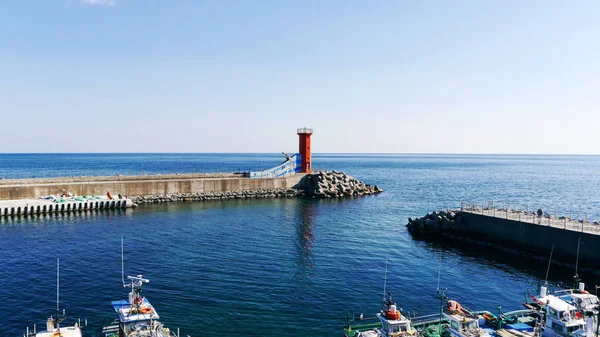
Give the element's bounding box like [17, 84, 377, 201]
[1, 154, 600, 336]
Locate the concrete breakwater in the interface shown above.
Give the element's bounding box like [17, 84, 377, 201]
[406, 205, 600, 272]
[130, 171, 383, 203]
[0, 170, 382, 216]
[0, 173, 303, 201]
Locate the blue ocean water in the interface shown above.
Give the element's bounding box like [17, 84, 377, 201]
[1, 154, 600, 337]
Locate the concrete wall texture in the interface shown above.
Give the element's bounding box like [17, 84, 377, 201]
[458, 212, 600, 262]
[0, 174, 305, 201]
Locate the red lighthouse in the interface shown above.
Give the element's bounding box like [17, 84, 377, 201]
[297, 128, 313, 173]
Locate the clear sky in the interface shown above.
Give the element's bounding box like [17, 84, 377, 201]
[1, 1, 598, 154]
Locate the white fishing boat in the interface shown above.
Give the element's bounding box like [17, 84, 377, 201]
[444, 300, 490, 337]
[100, 238, 180, 337]
[23, 258, 86, 337]
[442, 299, 542, 337]
[528, 286, 586, 337]
[344, 291, 418, 337]
[100, 275, 176, 337]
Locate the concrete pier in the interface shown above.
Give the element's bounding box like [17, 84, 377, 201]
[406, 204, 600, 270]
[0, 196, 133, 217]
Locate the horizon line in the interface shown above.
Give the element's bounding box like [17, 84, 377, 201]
[0, 152, 598, 156]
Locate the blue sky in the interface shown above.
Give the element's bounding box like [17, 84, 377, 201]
[1, 1, 598, 154]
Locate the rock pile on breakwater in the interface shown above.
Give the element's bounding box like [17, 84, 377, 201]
[128, 171, 382, 203]
[130, 188, 305, 204]
[304, 170, 382, 198]
[406, 210, 460, 233]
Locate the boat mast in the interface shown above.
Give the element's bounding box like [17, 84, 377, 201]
[382, 256, 388, 311]
[436, 260, 445, 337]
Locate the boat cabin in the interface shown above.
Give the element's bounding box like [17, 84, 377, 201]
[444, 312, 489, 337]
[376, 312, 415, 336]
[539, 294, 585, 337]
[34, 316, 82, 337]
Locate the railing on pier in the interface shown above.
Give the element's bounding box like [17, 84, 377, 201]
[460, 202, 600, 235]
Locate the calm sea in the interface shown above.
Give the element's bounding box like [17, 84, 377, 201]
[1, 154, 599, 336]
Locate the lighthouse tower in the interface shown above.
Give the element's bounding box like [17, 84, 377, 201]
[297, 128, 313, 173]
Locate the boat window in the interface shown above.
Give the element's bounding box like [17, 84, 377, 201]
[465, 321, 478, 330]
[551, 322, 563, 332]
[584, 298, 593, 306]
[568, 325, 584, 333]
[451, 321, 459, 330]
[549, 307, 558, 317]
[391, 324, 408, 333]
[591, 297, 599, 305]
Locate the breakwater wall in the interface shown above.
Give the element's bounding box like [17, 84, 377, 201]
[0, 173, 304, 201]
[0, 171, 383, 217]
[406, 205, 600, 269]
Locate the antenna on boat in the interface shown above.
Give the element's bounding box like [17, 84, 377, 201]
[545, 244, 554, 285]
[56, 257, 63, 337]
[121, 236, 127, 288]
[57, 257, 60, 318]
[382, 256, 388, 308]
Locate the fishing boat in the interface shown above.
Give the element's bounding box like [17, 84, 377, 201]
[99, 238, 180, 337]
[522, 243, 597, 337]
[441, 299, 491, 337]
[424, 293, 543, 337]
[525, 286, 587, 337]
[343, 291, 419, 337]
[100, 275, 177, 337]
[23, 258, 87, 337]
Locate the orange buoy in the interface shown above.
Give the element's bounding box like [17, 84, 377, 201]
[385, 310, 401, 320]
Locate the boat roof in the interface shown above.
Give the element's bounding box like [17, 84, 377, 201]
[540, 295, 577, 312]
[445, 312, 477, 323]
[563, 293, 599, 301]
[36, 326, 82, 337]
[111, 298, 160, 323]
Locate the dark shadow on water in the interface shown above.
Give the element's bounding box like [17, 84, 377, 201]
[411, 233, 600, 288]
